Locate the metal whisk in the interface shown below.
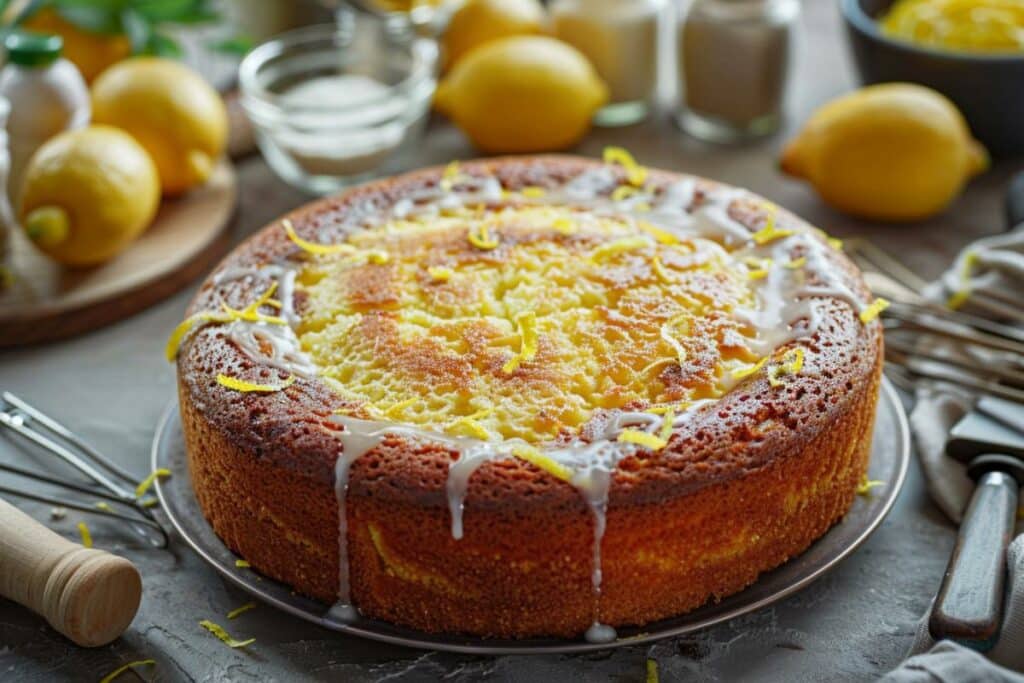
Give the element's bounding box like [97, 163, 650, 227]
[0, 391, 168, 548]
[845, 239, 1024, 404]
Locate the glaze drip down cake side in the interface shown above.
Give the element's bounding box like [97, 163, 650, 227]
[172, 153, 884, 641]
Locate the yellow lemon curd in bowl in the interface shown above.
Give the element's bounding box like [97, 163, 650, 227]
[295, 202, 766, 445]
[881, 0, 1024, 53]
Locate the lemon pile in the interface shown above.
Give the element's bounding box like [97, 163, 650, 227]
[18, 57, 227, 267]
[296, 202, 759, 443]
[434, 0, 608, 153]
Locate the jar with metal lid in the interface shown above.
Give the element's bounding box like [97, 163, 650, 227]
[676, 0, 799, 142]
[552, 0, 665, 127]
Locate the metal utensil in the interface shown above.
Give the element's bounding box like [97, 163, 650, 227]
[930, 396, 1024, 649]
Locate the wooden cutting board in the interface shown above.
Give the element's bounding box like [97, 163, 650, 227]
[0, 159, 237, 348]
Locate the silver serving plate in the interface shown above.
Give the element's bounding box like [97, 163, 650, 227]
[153, 378, 909, 654]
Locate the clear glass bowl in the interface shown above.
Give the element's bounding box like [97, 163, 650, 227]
[239, 19, 438, 195]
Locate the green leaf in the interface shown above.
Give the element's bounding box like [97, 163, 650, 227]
[209, 34, 252, 56]
[132, 0, 218, 24]
[145, 31, 181, 57]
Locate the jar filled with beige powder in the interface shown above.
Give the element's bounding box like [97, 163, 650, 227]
[552, 0, 665, 126]
[676, 0, 799, 142]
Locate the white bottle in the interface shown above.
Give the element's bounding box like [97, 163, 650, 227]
[552, 0, 665, 127]
[0, 32, 90, 211]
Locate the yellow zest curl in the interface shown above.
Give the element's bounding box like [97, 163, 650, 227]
[468, 223, 499, 250]
[732, 357, 767, 380]
[946, 251, 977, 310]
[857, 477, 884, 496]
[618, 429, 667, 451]
[589, 237, 649, 263]
[447, 408, 493, 440]
[604, 146, 647, 186]
[427, 266, 453, 282]
[99, 660, 156, 683]
[552, 217, 576, 235]
[382, 398, 418, 419]
[611, 185, 641, 202]
[440, 161, 462, 191]
[283, 219, 356, 256]
[768, 348, 805, 387]
[216, 374, 296, 393]
[78, 521, 92, 548]
[502, 311, 538, 373]
[235, 559, 251, 568]
[752, 224, 795, 245]
[511, 444, 573, 482]
[199, 620, 255, 649]
[638, 221, 680, 245]
[660, 314, 691, 366]
[659, 409, 676, 443]
[520, 186, 546, 198]
[859, 298, 890, 323]
[227, 602, 257, 620]
[135, 468, 172, 498]
[166, 311, 232, 361]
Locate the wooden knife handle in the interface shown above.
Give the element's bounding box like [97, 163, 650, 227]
[0, 497, 142, 647]
[928, 470, 1018, 650]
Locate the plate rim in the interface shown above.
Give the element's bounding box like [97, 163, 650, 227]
[153, 378, 910, 654]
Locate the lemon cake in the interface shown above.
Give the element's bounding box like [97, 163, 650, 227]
[172, 152, 885, 641]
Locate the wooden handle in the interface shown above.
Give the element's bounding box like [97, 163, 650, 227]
[928, 470, 1018, 650]
[0, 497, 142, 647]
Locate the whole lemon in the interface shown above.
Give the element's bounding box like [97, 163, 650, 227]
[20, 125, 160, 267]
[24, 9, 131, 83]
[442, 0, 546, 70]
[780, 83, 988, 222]
[435, 36, 608, 154]
[91, 57, 227, 196]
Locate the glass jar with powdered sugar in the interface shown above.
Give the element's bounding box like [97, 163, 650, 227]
[552, 0, 665, 127]
[676, 0, 799, 142]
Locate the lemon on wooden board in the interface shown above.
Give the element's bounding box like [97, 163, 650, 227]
[434, 36, 608, 154]
[441, 0, 546, 70]
[91, 57, 227, 196]
[19, 125, 160, 267]
[780, 83, 988, 222]
[23, 9, 132, 83]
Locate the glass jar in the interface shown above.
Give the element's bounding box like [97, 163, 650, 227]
[239, 17, 438, 195]
[676, 0, 799, 142]
[552, 0, 665, 127]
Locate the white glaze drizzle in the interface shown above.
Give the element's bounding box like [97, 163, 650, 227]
[195, 163, 873, 639]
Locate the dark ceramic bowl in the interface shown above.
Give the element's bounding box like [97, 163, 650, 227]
[841, 0, 1024, 157]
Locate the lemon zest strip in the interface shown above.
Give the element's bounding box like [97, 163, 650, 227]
[618, 429, 667, 451]
[166, 311, 233, 361]
[856, 478, 885, 496]
[859, 298, 890, 323]
[135, 468, 172, 498]
[638, 221, 680, 245]
[199, 619, 255, 648]
[784, 256, 807, 269]
[502, 311, 538, 374]
[235, 559, 251, 568]
[590, 237, 650, 263]
[367, 250, 390, 264]
[227, 602, 257, 620]
[732, 357, 768, 380]
[611, 185, 640, 202]
[647, 401, 691, 415]
[604, 146, 647, 186]
[752, 224, 795, 245]
[99, 660, 156, 683]
[78, 521, 92, 548]
[552, 217, 576, 235]
[96, 501, 112, 512]
[510, 445, 574, 482]
[216, 374, 296, 393]
[647, 659, 660, 683]
[382, 398, 418, 419]
[468, 223, 499, 250]
[651, 255, 675, 284]
[283, 219, 356, 256]
[447, 408, 494, 441]
[768, 348, 805, 387]
[659, 409, 676, 443]
[427, 266, 453, 282]
[440, 161, 462, 191]
[520, 186, 546, 198]
[660, 314, 691, 367]
[946, 251, 977, 309]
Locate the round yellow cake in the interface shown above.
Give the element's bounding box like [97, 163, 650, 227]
[173, 153, 884, 640]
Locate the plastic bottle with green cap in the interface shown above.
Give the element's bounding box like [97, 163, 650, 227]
[0, 31, 90, 211]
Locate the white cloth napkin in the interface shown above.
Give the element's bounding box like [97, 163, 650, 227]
[884, 229, 1024, 679]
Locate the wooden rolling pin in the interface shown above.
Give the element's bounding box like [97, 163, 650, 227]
[0, 497, 142, 647]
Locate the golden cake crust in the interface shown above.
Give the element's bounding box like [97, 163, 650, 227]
[177, 155, 883, 638]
